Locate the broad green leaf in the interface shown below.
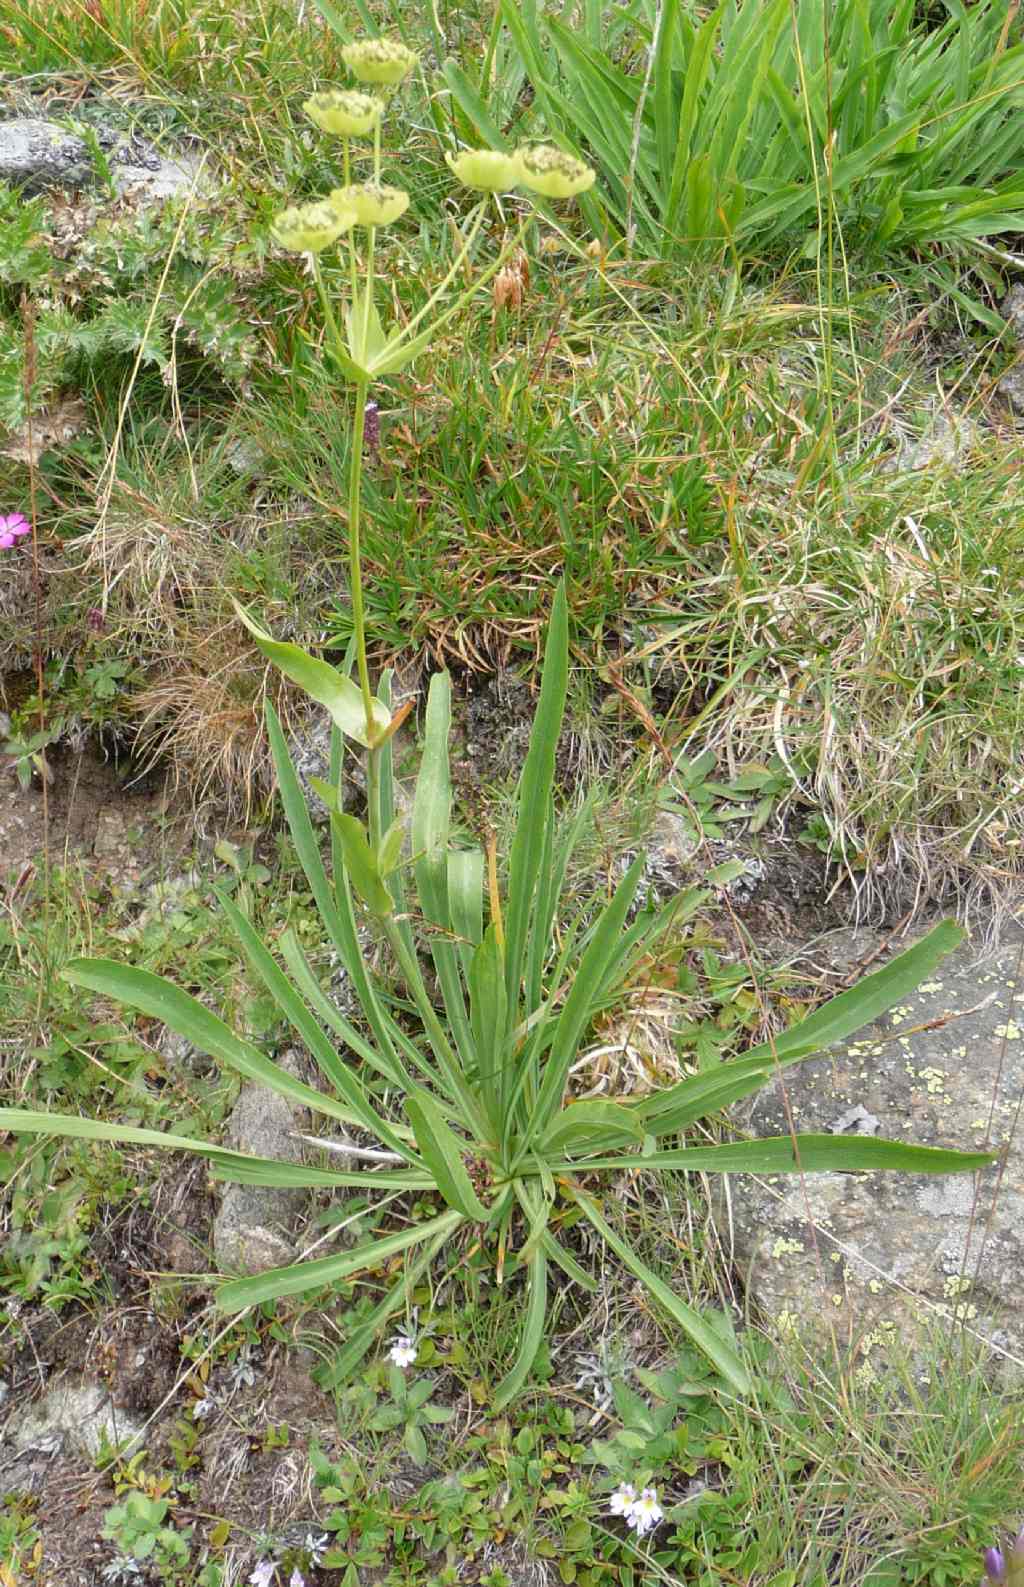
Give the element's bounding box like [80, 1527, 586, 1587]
[571, 1189, 752, 1395]
[404, 1087, 490, 1222]
[215, 1208, 464, 1310]
[448, 847, 484, 977]
[61, 960, 360, 1128]
[233, 601, 389, 747]
[331, 813, 394, 917]
[493, 1246, 547, 1409]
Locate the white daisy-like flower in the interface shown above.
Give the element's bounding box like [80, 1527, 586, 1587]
[608, 1482, 637, 1517]
[304, 1534, 329, 1565]
[389, 1336, 418, 1368]
[628, 1487, 663, 1536]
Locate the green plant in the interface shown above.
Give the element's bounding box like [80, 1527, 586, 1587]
[370, 1363, 455, 1464]
[2, 722, 59, 791]
[489, 0, 1024, 263]
[101, 1489, 191, 1572]
[0, 44, 995, 1406]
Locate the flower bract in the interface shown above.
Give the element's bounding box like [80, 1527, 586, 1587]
[342, 37, 418, 86]
[329, 182, 409, 227]
[445, 148, 523, 192]
[303, 89, 384, 137]
[517, 143, 596, 199]
[271, 200, 356, 253]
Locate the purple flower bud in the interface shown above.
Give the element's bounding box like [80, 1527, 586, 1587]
[363, 399, 380, 456]
[984, 1546, 1007, 1582]
[88, 608, 106, 634]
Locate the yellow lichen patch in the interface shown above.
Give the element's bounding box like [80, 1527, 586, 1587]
[771, 1236, 805, 1259]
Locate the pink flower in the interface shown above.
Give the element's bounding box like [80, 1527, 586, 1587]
[0, 513, 30, 550]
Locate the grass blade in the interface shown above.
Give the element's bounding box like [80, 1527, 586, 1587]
[492, 1245, 547, 1409]
[570, 1187, 751, 1395]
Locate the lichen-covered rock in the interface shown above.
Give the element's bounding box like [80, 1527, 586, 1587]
[10, 1382, 145, 1459]
[0, 119, 94, 192]
[715, 932, 1024, 1382]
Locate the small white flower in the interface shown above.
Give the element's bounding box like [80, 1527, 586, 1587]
[249, 1562, 275, 1587]
[628, 1487, 663, 1536]
[609, 1482, 637, 1517]
[304, 1534, 329, 1565]
[289, 1572, 305, 1587]
[389, 1335, 418, 1368]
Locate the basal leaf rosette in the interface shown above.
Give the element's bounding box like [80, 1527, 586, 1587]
[304, 89, 384, 137]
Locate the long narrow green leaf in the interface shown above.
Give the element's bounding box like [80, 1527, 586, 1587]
[469, 925, 508, 1125]
[277, 928, 414, 1095]
[739, 920, 963, 1070]
[404, 1088, 490, 1222]
[412, 673, 477, 1078]
[504, 583, 568, 1014]
[0, 1110, 429, 1190]
[442, 58, 511, 150]
[541, 1229, 598, 1294]
[555, 1134, 995, 1177]
[213, 887, 413, 1160]
[570, 1188, 752, 1395]
[61, 961, 359, 1128]
[215, 1208, 464, 1310]
[266, 702, 402, 1076]
[493, 1246, 547, 1409]
[528, 853, 646, 1139]
[315, 1223, 452, 1390]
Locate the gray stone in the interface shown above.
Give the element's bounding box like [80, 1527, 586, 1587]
[717, 934, 1024, 1381]
[997, 365, 1024, 415]
[1001, 281, 1024, 337]
[0, 118, 94, 192]
[10, 1381, 145, 1459]
[0, 116, 209, 202]
[213, 1069, 308, 1276]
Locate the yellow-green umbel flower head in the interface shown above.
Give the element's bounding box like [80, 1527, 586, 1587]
[303, 89, 384, 137]
[341, 37, 418, 86]
[517, 144, 596, 200]
[329, 182, 409, 227]
[271, 199, 357, 253]
[445, 148, 523, 192]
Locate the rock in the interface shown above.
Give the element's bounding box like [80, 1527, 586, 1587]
[0, 119, 94, 192]
[0, 115, 209, 202]
[716, 934, 1024, 1382]
[287, 716, 364, 826]
[213, 1067, 308, 1276]
[997, 365, 1024, 415]
[1001, 282, 1024, 338]
[885, 404, 980, 473]
[10, 1381, 145, 1459]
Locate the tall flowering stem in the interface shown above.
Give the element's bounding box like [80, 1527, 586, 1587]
[347, 377, 377, 748]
